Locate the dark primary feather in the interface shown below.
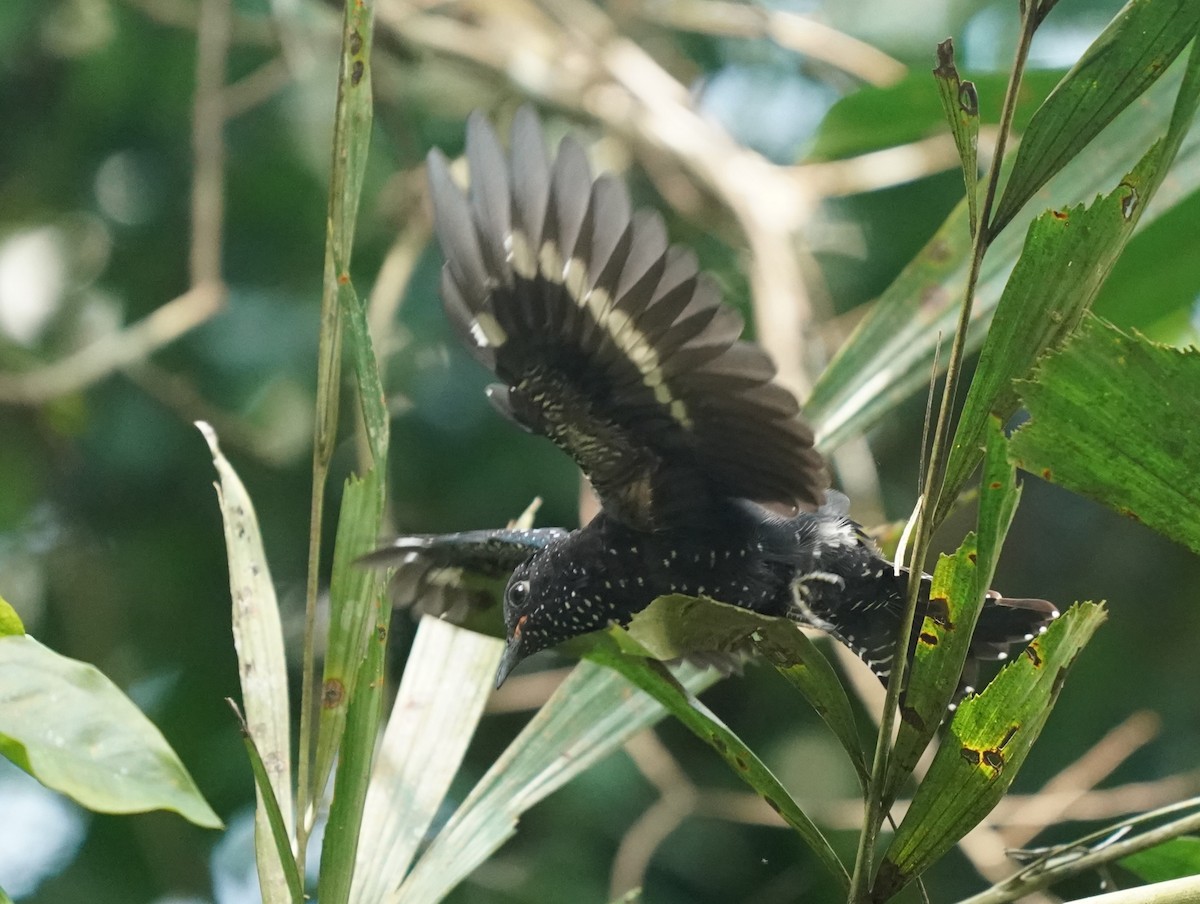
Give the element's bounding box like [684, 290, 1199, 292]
[366, 109, 1058, 692]
[425, 107, 826, 531]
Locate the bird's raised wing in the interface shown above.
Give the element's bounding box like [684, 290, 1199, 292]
[427, 108, 827, 531]
[361, 528, 569, 621]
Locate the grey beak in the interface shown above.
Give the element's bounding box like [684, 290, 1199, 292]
[495, 634, 523, 689]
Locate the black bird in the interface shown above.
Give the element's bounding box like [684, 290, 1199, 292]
[370, 108, 1057, 689]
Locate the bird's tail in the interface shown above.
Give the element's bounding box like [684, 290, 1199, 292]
[792, 565, 1058, 692]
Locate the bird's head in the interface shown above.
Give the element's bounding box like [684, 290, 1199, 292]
[494, 534, 616, 688]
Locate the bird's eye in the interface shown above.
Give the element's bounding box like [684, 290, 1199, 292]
[508, 579, 530, 606]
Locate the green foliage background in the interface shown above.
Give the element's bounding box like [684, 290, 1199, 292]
[1, 0, 1199, 901]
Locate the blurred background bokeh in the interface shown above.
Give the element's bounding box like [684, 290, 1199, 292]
[1, 0, 1199, 901]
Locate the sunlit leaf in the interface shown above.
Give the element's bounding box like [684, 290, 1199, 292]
[351, 618, 502, 903]
[395, 659, 720, 904]
[0, 634, 222, 829]
[1011, 315, 1200, 555]
[889, 420, 1022, 798]
[806, 57, 1200, 457]
[198, 421, 293, 900]
[941, 35, 1200, 511]
[0, 595, 23, 638]
[991, 0, 1200, 233]
[875, 602, 1106, 899]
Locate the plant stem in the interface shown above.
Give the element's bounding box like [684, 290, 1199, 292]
[958, 805, 1200, 904]
[846, 10, 1039, 901]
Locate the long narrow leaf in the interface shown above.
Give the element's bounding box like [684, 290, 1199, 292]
[933, 39, 980, 236]
[806, 60, 1200, 456]
[314, 469, 385, 795]
[615, 594, 867, 786]
[317, 597, 388, 904]
[350, 618, 502, 903]
[888, 420, 1023, 802]
[395, 659, 719, 904]
[941, 33, 1200, 512]
[228, 701, 304, 904]
[991, 0, 1200, 233]
[199, 421, 292, 900]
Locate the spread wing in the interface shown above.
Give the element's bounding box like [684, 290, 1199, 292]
[427, 107, 827, 531]
[361, 528, 569, 621]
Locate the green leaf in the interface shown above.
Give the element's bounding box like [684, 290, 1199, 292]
[229, 701, 304, 904]
[318, 595, 388, 904]
[806, 69, 1063, 163]
[941, 32, 1200, 512]
[616, 594, 867, 786]
[754, 620, 869, 789]
[932, 38, 980, 237]
[198, 422, 294, 901]
[1011, 315, 1200, 555]
[396, 659, 720, 904]
[350, 618, 502, 903]
[1121, 836, 1200, 883]
[0, 594, 24, 637]
[806, 59, 1200, 457]
[589, 637, 850, 892]
[875, 602, 1107, 900]
[885, 539, 978, 796]
[889, 420, 1023, 799]
[314, 470, 386, 798]
[0, 633, 222, 829]
[991, 0, 1200, 234]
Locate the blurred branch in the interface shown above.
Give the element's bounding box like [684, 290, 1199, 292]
[190, 0, 231, 286]
[634, 0, 907, 87]
[122, 0, 276, 45]
[806, 128, 999, 198]
[611, 731, 698, 899]
[221, 56, 295, 120]
[0, 283, 223, 405]
[1, 0, 231, 407]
